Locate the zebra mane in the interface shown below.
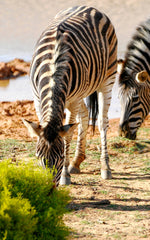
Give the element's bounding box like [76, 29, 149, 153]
[53, 27, 71, 75]
[39, 28, 71, 129]
[119, 18, 150, 90]
[119, 63, 137, 89]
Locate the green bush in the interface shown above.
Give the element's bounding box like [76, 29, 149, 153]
[0, 160, 70, 240]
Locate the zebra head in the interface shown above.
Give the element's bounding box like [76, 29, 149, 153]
[118, 60, 150, 140]
[23, 119, 76, 186]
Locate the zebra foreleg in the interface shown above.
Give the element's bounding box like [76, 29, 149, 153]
[68, 100, 88, 174]
[59, 103, 79, 185]
[98, 88, 112, 179]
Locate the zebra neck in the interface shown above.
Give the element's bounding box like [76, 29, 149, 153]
[40, 95, 65, 129]
[40, 76, 67, 129]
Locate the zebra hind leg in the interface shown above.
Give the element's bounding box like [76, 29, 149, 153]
[68, 100, 88, 174]
[98, 87, 113, 179]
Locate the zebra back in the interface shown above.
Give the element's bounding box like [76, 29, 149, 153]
[119, 18, 150, 87]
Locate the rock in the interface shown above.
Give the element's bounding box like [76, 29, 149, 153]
[0, 58, 30, 80]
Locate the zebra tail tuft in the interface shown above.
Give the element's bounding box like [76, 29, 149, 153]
[86, 92, 98, 134]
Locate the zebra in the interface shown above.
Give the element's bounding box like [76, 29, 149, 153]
[23, 6, 118, 186]
[118, 18, 150, 140]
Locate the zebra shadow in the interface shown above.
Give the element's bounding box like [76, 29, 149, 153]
[71, 169, 150, 181]
[67, 198, 150, 211]
[112, 172, 150, 181]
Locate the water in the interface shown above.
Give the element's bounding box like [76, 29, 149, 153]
[0, 75, 121, 119]
[0, 75, 33, 101]
[108, 79, 121, 119]
[0, 0, 149, 118]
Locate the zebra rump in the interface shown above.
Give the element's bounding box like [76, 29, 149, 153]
[118, 18, 150, 139]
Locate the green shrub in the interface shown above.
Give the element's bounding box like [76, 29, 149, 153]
[0, 187, 37, 240]
[0, 160, 70, 240]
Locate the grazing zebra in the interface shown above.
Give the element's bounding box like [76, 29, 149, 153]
[118, 18, 150, 140]
[23, 6, 117, 186]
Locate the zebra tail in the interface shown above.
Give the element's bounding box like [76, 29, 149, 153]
[86, 92, 98, 134]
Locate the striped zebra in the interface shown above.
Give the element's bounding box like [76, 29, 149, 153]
[118, 18, 150, 140]
[23, 6, 117, 186]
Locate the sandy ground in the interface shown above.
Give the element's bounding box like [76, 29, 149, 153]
[1, 0, 150, 59]
[0, 101, 150, 240]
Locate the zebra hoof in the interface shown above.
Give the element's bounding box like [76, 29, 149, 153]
[59, 175, 71, 185]
[68, 164, 80, 174]
[101, 169, 112, 179]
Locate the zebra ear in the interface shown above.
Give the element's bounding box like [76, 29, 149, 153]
[59, 123, 78, 138]
[136, 70, 149, 83]
[117, 59, 124, 74]
[22, 119, 41, 138]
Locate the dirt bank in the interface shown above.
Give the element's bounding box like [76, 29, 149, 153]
[0, 100, 150, 141]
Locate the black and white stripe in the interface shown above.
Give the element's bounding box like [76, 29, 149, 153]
[24, 6, 117, 186]
[118, 18, 150, 139]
